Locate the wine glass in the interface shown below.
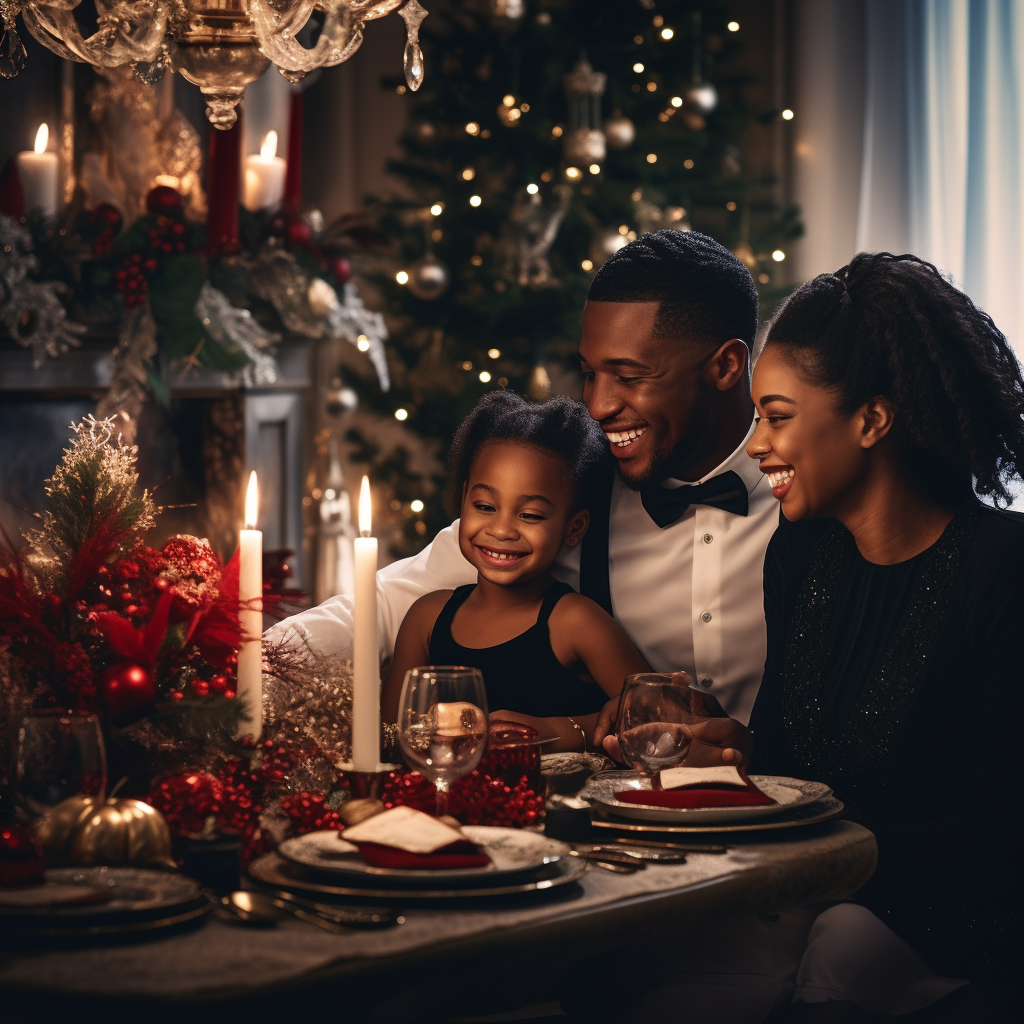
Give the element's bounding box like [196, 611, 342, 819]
[616, 673, 695, 775]
[15, 712, 107, 820]
[397, 666, 488, 816]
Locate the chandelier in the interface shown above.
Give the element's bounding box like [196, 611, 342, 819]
[0, 0, 428, 128]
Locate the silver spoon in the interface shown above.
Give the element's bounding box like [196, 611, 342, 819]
[222, 891, 399, 932]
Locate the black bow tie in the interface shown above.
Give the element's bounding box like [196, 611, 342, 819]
[640, 470, 749, 528]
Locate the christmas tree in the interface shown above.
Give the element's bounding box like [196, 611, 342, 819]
[350, 0, 801, 556]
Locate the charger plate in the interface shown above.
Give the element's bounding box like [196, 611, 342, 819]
[0, 866, 210, 938]
[278, 826, 568, 885]
[247, 850, 588, 901]
[581, 772, 831, 824]
[590, 795, 846, 836]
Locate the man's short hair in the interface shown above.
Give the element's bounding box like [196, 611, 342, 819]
[587, 229, 758, 349]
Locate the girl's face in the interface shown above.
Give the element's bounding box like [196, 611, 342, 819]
[458, 442, 588, 588]
[746, 345, 891, 521]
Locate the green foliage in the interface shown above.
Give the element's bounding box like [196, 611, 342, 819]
[357, 0, 802, 556]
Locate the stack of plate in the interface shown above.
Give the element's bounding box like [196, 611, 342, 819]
[581, 772, 844, 836]
[247, 826, 587, 902]
[0, 866, 210, 938]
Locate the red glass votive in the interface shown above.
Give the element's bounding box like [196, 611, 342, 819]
[479, 720, 543, 793]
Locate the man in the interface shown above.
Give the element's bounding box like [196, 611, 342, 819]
[271, 230, 777, 725]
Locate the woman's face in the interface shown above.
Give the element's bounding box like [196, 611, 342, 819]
[747, 345, 883, 521]
[458, 442, 588, 588]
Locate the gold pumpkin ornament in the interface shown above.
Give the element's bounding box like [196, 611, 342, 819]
[35, 793, 174, 867]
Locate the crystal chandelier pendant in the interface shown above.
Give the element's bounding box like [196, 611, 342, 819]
[3, 0, 428, 127]
[0, 14, 28, 79]
[399, 0, 427, 92]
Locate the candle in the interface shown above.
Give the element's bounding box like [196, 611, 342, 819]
[352, 475, 380, 770]
[283, 89, 304, 215]
[206, 111, 243, 258]
[17, 124, 58, 218]
[243, 130, 286, 212]
[237, 470, 263, 740]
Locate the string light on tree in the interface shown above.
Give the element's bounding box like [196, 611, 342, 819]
[410, 500, 424, 513]
[728, 21, 740, 32]
[469, 195, 482, 207]
[356, 335, 370, 352]
[565, 167, 583, 180]
[526, 183, 539, 194]
[782, 109, 795, 120]
[396, 270, 409, 284]
[660, 27, 674, 40]
[466, 122, 481, 135]
[773, 250, 786, 262]
[646, 153, 658, 164]
[488, 348, 501, 358]
[589, 163, 601, 175]
[479, 371, 492, 382]
[462, 167, 476, 180]
[633, 63, 645, 73]
[394, 408, 409, 421]
[430, 203, 443, 215]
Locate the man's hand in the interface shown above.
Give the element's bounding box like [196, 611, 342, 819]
[683, 718, 753, 767]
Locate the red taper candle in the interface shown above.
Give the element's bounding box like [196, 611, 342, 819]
[206, 110, 243, 257]
[283, 90, 303, 216]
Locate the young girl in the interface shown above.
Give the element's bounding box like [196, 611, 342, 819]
[382, 391, 651, 751]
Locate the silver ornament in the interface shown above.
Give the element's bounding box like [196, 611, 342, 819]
[603, 114, 635, 151]
[684, 80, 718, 114]
[405, 253, 450, 300]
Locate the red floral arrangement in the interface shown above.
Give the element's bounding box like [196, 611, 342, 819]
[0, 417, 255, 742]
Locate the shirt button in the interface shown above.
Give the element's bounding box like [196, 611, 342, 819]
[701, 611, 712, 623]
[700, 676, 713, 688]
[702, 533, 713, 544]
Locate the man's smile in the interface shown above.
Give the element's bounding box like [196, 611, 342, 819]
[604, 425, 648, 449]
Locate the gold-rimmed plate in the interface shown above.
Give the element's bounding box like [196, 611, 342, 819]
[247, 849, 588, 901]
[590, 795, 846, 835]
[0, 866, 210, 938]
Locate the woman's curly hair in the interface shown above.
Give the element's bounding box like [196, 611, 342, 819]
[443, 390, 608, 519]
[765, 252, 1024, 506]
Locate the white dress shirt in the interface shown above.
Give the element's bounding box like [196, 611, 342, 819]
[268, 419, 779, 724]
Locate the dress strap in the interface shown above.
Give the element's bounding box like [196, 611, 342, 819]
[429, 584, 475, 648]
[536, 580, 574, 627]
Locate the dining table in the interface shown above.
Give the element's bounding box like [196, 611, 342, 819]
[0, 818, 876, 1024]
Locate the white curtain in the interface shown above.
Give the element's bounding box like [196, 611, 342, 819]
[856, 0, 1024, 353]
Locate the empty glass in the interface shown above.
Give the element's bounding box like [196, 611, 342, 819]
[397, 666, 488, 816]
[616, 673, 695, 775]
[15, 712, 107, 819]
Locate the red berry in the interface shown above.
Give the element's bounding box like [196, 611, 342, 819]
[224, 689, 236, 699]
[209, 674, 228, 692]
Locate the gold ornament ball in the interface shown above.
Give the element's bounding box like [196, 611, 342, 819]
[590, 230, 628, 268]
[405, 253, 450, 301]
[563, 127, 606, 166]
[35, 794, 174, 867]
[604, 114, 636, 151]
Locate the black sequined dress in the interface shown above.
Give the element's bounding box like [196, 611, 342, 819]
[749, 505, 1022, 998]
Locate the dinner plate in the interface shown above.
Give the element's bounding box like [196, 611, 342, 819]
[0, 866, 210, 938]
[590, 795, 847, 836]
[278, 826, 569, 886]
[581, 772, 833, 824]
[248, 849, 588, 901]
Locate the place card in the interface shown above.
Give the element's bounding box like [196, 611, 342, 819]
[657, 765, 748, 791]
[341, 805, 466, 855]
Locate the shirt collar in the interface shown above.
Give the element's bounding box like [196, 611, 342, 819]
[662, 417, 766, 495]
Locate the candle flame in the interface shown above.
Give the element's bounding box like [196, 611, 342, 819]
[245, 471, 259, 529]
[260, 130, 278, 160]
[359, 475, 372, 536]
[34, 124, 49, 155]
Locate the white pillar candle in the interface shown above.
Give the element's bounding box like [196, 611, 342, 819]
[17, 124, 58, 219]
[242, 131, 287, 212]
[352, 475, 380, 770]
[237, 471, 263, 740]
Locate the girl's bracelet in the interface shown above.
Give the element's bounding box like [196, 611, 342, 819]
[565, 716, 587, 753]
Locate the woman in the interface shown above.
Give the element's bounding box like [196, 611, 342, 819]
[737, 252, 1022, 1016]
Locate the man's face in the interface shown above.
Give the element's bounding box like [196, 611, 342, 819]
[578, 300, 712, 487]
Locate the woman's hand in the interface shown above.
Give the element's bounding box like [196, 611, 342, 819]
[490, 710, 594, 752]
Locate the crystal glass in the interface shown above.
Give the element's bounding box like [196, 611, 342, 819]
[616, 673, 695, 775]
[15, 712, 107, 819]
[397, 666, 488, 816]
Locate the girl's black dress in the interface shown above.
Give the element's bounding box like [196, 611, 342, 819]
[427, 581, 608, 717]
[750, 504, 1022, 1003]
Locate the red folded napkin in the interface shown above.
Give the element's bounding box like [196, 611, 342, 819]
[353, 840, 491, 870]
[341, 805, 492, 870]
[615, 766, 776, 808]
